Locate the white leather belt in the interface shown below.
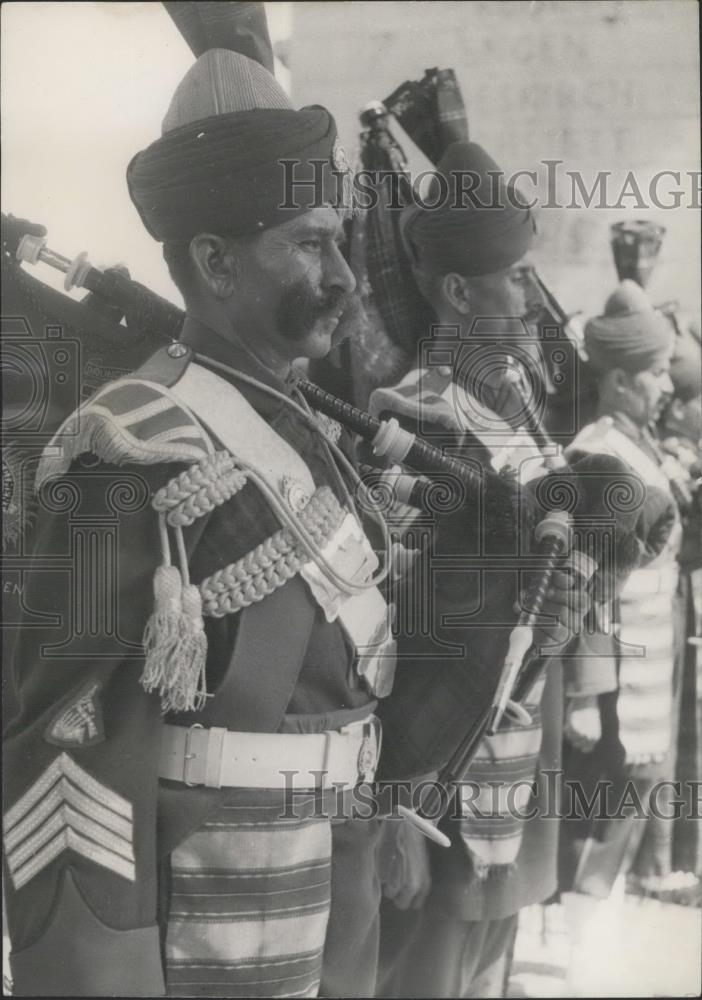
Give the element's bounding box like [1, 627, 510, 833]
[159, 716, 381, 790]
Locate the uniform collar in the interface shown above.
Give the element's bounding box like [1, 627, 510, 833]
[608, 410, 663, 463]
[608, 410, 645, 441]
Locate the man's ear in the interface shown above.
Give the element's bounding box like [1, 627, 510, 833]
[441, 272, 472, 315]
[610, 367, 630, 394]
[189, 234, 238, 298]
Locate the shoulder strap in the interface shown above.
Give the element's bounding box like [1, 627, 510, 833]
[170, 362, 315, 495]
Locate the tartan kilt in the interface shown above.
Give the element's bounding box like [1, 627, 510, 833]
[165, 790, 332, 998]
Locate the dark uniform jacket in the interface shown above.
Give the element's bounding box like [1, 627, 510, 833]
[3, 323, 375, 995]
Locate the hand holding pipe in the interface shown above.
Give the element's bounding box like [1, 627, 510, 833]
[511, 548, 598, 706]
[486, 509, 572, 734]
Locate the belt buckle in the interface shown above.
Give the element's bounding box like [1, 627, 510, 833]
[183, 723, 204, 787]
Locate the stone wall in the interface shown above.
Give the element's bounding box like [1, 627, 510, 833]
[288, 1, 700, 320]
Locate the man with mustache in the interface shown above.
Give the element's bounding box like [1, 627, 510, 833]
[3, 50, 392, 998]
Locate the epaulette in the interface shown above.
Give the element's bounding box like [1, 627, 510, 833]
[35, 345, 212, 489]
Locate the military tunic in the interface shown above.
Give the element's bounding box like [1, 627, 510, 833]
[3, 322, 382, 997]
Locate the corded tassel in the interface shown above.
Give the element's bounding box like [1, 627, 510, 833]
[141, 564, 185, 696]
[140, 516, 209, 713]
[163, 583, 208, 713]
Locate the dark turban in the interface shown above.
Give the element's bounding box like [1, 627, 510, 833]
[584, 280, 673, 375]
[126, 49, 349, 243]
[127, 107, 346, 242]
[400, 141, 536, 277]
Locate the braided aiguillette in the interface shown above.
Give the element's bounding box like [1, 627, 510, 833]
[199, 486, 346, 617]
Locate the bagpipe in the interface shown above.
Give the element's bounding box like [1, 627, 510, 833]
[1, 214, 665, 843]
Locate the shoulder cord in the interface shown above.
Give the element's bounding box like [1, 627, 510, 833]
[153, 450, 248, 527]
[195, 353, 357, 505]
[200, 486, 346, 617]
[151, 449, 378, 610]
[191, 352, 392, 591]
[238, 460, 388, 595]
[149, 452, 349, 619]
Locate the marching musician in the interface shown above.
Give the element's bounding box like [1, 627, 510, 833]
[2, 50, 394, 998]
[563, 280, 684, 891]
[371, 141, 592, 998]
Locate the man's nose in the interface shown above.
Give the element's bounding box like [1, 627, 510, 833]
[660, 372, 674, 396]
[525, 271, 546, 314]
[323, 241, 356, 296]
